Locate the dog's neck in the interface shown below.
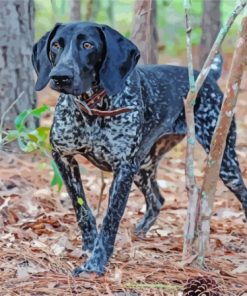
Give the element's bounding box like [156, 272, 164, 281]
[82, 83, 105, 101]
[75, 84, 132, 117]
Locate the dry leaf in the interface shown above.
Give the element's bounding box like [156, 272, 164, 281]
[232, 264, 247, 274]
[51, 236, 68, 255]
[156, 229, 173, 237]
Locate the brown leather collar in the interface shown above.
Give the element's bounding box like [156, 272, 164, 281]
[75, 89, 132, 117]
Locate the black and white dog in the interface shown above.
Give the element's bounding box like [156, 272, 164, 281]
[32, 22, 247, 275]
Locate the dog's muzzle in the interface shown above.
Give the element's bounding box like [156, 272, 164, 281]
[50, 75, 72, 87]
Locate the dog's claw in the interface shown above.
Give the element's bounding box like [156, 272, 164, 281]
[72, 262, 105, 277]
[72, 266, 84, 277]
[72, 266, 95, 278]
[134, 218, 152, 236]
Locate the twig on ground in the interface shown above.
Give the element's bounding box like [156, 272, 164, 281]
[97, 171, 107, 216]
[0, 91, 24, 135]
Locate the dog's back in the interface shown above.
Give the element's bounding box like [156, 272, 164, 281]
[134, 60, 223, 137]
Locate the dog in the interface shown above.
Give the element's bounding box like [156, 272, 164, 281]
[32, 22, 247, 276]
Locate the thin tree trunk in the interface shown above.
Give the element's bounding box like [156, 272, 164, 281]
[70, 0, 81, 21]
[0, 0, 36, 132]
[92, 0, 100, 21]
[183, 0, 199, 261]
[197, 11, 247, 266]
[199, 0, 221, 68]
[183, 0, 246, 263]
[86, 0, 93, 21]
[85, 0, 101, 22]
[107, 0, 115, 27]
[131, 0, 158, 64]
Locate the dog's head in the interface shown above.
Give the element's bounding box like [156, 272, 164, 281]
[32, 22, 140, 96]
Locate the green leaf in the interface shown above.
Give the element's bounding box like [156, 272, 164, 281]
[30, 105, 50, 118]
[77, 197, 84, 206]
[15, 110, 30, 131]
[15, 105, 49, 132]
[25, 141, 38, 152]
[36, 126, 50, 141]
[28, 133, 39, 142]
[28, 126, 50, 143]
[50, 159, 63, 191]
[5, 130, 20, 142]
[17, 137, 38, 152]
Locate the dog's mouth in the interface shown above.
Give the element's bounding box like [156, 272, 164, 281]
[51, 79, 101, 99]
[50, 80, 73, 94]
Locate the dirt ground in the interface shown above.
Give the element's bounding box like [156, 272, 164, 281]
[0, 63, 247, 295]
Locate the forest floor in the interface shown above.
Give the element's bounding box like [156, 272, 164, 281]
[0, 62, 247, 295]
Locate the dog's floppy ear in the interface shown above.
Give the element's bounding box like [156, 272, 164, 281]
[32, 23, 61, 91]
[99, 25, 140, 96]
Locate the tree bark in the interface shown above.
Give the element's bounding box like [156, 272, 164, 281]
[70, 0, 81, 21]
[0, 0, 36, 131]
[198, 0, 221, 68]
[131, 0, 158, 64]
[183, 0, 199, 260]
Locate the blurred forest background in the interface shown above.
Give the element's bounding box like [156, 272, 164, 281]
[35, 0, 242, 58]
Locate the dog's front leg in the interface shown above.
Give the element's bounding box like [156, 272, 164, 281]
[52, 150, 97, 252]
[73, 164, 135, 276]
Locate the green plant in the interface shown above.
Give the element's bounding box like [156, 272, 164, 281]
[0, 104, 63, 190]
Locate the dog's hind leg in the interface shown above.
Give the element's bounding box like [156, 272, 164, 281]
[52, 151, 98, 251]
[219, 123, 247, 219]
[196, 118, 247, 219]
[134, 157, 164, 235]
[134, 134, 185, 235]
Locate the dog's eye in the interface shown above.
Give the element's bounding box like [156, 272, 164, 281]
[83, 42, 93, 49]
[52, 42, 61, 50]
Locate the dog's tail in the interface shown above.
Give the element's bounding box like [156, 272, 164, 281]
[208, 53, 223, 81]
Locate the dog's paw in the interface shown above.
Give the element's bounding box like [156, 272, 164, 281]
[134, 218, 149, 237]
[134, 212, 160, 236]
[72, 266, 99, 278]
[72, 258, 105, 277]
[72, 266, 85, 277]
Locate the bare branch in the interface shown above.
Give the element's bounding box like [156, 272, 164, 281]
[183, 0, 246, 263]
[0, 91, 24, 134]
[183, 0, 199, 260]
[195, 1, 246, 95]
[197, 10, 247, 266]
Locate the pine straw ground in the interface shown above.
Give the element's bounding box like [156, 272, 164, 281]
[0, 85, 247, 296]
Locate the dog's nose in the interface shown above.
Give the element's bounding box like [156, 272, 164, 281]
[51, 75, 72, 86]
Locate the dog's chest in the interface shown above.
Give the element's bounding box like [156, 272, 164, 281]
[50, 94, 142, 169]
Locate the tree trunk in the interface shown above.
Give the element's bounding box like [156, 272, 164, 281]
[107, 0, 115, 27]
[70, 0, 81, 21]
[182, 1, 246, 263]
[196, 11, 247, 266]
[198, 0, 221, 68]
[0, 0, 36, 131]
[131, 0, 158, 64]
